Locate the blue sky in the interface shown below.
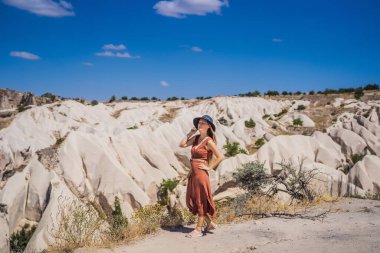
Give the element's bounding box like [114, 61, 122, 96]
[0, 0, 379, 100]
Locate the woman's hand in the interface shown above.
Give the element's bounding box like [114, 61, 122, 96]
[188, 127, 197, 136]
[198, 164, 211, 171]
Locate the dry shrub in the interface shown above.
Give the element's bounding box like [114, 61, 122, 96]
[48, 197, 109, 252]
[215, 192, 339, 224]
[120, 204, 165, 241]
[215, 198, 237, 224]
[160, 207, 197, 227]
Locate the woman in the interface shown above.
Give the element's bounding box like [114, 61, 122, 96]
[179, 115, 225, 237]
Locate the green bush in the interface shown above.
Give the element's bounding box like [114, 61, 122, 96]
[297, 105, 306, 110]
[354, 88, 364, 100]
[244, 118, 256, 128]
[233, 161, 269, 194]
[262, 114, 270, 119]
[41, 92, 57, 101]
[127, 125, 138, 130]
[17, 105, 30, 112]
[293, 118, 303, 126]
[234, 160, 319, 201]
[109, 196, 129, 240]
[352, 154, 365, 164]
[158, 178, 180, 206]
[255, 138, 265, 148]
[55, 137, 65, 146]
[91, 100, 98, 106]
[342, 165, 351, 175]
[121, 96, 128, 101]
[274, 108, 288, 118]
[223, 142, 248, 157]
[218, 117, 229, 126]
[10, 224, 37, 252]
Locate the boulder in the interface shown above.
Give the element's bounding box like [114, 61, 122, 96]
[348, 155, 380, 194]
[312, 131, 345, 169]
[368, 107, 379, 125]
[328, 128, 367, 157]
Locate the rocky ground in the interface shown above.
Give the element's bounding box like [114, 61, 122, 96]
[78, 198, 380, 253]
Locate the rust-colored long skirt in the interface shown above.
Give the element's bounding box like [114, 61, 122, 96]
[186, 135, 216, 219]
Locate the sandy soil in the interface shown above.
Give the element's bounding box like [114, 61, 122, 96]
[77, 198, 380, 253]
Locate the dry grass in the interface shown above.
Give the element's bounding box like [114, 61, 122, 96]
[215, 193, 339, 225]
[0, 118, 13, 130]
[46, 192, 340, 252]
[47, 201, 197, 252]
[159, 107, 179, 123]
[111, 107, 128, 119]
[48, 198, 109, 253]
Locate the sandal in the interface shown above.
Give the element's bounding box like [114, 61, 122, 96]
[204, 222, 217, 233]
[185, 229, 204, 238]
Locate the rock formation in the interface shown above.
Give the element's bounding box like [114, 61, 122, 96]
[0, 93, 379, 252]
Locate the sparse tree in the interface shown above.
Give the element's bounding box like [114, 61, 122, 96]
[354, 88, 364, 100]
[109, 95, 116, 103]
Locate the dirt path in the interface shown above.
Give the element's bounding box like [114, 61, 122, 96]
[77, 198, 380, 253]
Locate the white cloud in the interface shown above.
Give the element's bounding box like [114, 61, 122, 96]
[102, 44, 127, 51]
[95, 51, 140, 59]
[272, 38, 283, 43]
[96, 44, 139, 59]
[160, 80, 169, 87]
[154, 0, 228, 18]
[3, 0, 75, 17]
[115, 52, 132, 58]
[83, 62, 94, 66]
[191, 46, 203, 52]
[96, 51, 115, 57]
[10, 51, 40, 60]
[59, 0, 72, 9]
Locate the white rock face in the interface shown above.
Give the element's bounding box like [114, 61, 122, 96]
[254, 134, 345, 174]
[332, 98, 344, 107]
[0, 212, 9, 253]
[0, 95, 379, 252]
[312, 131, 345, 169]
[24, 174, 80, 252]
[348, 155, 380, 194]
[329, 128, 367, 157]
[368, 107, 379, 124]
[303, 162, 364, 197]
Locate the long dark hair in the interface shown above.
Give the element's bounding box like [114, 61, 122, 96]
[206, 126, 217, 162]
